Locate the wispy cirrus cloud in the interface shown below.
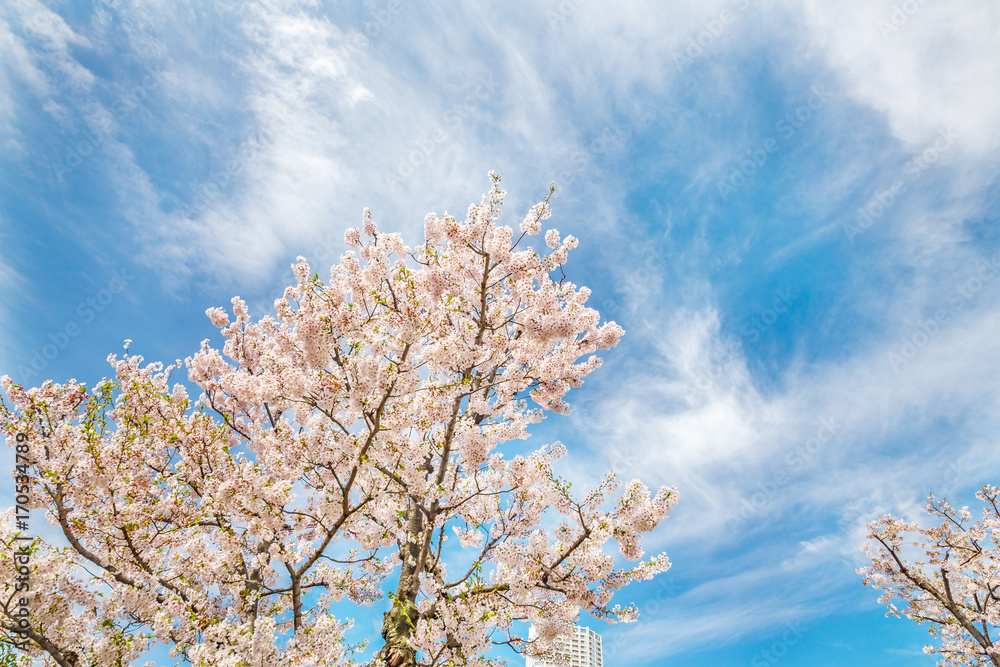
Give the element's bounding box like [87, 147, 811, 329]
[1, 1, 998, 665]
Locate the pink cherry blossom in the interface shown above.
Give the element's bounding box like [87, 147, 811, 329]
[860, 486, 1000, 666]
[0, 174, 675, 667]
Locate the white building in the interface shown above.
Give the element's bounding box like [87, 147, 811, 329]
[525, 625, 603, 667]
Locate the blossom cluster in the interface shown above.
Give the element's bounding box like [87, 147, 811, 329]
[0, 173, 674, 666]
[859, 487, 1000, 667]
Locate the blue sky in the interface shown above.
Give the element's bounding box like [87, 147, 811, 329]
[2, 0, 1000, 665]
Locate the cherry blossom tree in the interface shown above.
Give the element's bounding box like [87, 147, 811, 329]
[859, 485, 1000, 666]
[0, 173, 676, 667]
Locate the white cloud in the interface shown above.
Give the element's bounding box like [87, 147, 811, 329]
[589, 264, 1000, 529]
[0, 226, 21, 374]
[569, 231, 1000, 655]
[798, 0, 1000, 156]
[0, 0, 93, 134]
[2, 3, 998, 660]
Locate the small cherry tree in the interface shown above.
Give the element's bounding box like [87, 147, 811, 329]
[859, 486, 1000, 666]
[0, 174, 676, 667]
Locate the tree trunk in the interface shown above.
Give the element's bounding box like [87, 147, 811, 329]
[379, 501, 424, 667]
[378, 594, 419, 667]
